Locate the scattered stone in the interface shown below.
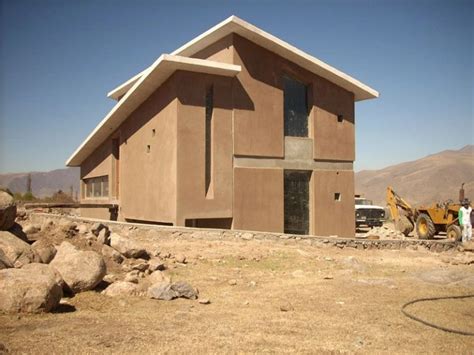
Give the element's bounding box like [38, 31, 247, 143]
[228, 279, 237, 286]
[148, 282, 178, 301]
[323, 275, 334, 280]
[101, 245, 124, 264]
[248, 281, 257, 287]
[0, 231, 41, 267]
[103, 273, 118, 283]
[241, 232, 253, 240]
[148, 270, 171, 284]
[171, 281, 198, 300]
[198, 298, 210, 305]
[292, 270, 305, 278]
[31, 241, 57, 264]
[174, 254, 187, 264]
[131, 260, 149, 272]
[97, 228, 111, 245]
[77, 224, 89, 234]
[0, 267, 62, 313]
[91, 223, 107, 236]
[148, 258, 166, 271]
[102, 281, 140, 297]
[280, 302, 294, 312]
[23, 224, 41, 235]
[124, 270, 140, 283]
[50, 242, 106, 293]
[0, 191, 16, 231]
[110, 233, 148, 259]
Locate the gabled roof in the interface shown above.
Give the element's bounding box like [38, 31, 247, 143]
[108, 15, 379, 102]
[66, 55, 241, 166]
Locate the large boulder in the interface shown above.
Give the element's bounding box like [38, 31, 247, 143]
[110, 233, 148, 259]
[0, 191, 16, 231]
[21, 263, 65, 289]
[0, 231, 41, 267]
[102, 281, 141, 297]
[50, 242, 106, 293]
[0, 267, 62, 313]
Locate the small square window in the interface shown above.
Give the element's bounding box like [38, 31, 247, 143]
[335, 193, 342, 201]
[337, 115, 344, 123]
[146, 145, 151, 153]
[152, 129, 156, 137]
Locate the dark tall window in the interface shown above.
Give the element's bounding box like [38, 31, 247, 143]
[283, 76, 308, 137]
[284, 170, 311, 235]
[205, 85, 213, 197]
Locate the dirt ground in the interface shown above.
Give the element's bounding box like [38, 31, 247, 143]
[1, 226, 473, 354]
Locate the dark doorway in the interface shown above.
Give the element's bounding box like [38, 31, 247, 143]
[284, 170, 311, 235]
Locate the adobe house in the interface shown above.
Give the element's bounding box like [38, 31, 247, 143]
[66, 16, 378, 237]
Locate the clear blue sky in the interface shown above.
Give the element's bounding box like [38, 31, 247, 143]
[0, 0, 472, 173]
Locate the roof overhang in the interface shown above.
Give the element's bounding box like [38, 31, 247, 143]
[107, 15, 379, 102]
[66, 55, 241, 166]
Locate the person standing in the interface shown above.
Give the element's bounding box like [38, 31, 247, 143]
[459, 199, 472, 243]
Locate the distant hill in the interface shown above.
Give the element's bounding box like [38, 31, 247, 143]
[355, 145, 474, 207]
[0, 168, 80, 198]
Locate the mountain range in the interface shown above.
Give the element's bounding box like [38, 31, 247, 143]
[355, 145, 474, 206]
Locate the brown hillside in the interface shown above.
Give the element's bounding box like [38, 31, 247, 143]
[355, 145, 474, 207]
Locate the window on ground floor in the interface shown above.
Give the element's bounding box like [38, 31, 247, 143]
[84, 176, 109, 199]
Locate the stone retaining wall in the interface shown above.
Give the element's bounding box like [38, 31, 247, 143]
[29, 212, 458, 253]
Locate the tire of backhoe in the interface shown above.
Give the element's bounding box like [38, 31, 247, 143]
[396, 215, 414, 236]
[446, 225, 462, 242]
[415, 213, 436, 239]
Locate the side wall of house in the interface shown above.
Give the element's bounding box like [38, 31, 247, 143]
[174, 71, 234, 226]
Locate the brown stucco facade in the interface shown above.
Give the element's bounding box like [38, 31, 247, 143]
[73, 20, 377, 238]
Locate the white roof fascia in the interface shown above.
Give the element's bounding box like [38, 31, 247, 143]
[107, 15, 378, 102]
[66, 55, 241, 166]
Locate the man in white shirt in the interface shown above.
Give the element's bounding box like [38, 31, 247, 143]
[459, 199, 472, 243]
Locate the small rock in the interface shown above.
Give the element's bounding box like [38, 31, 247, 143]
[248, 281, 257, 287]
[170, 281, 198, 300]
[91, 223, 107, 236]
[148, 282, 177, 301]
[103, 274, 118, 283]
[292, 270, 305, 278]
[97, 228, 110, 245]
[102, 281, 140, 297]
[241, 232, 253, 240]
[280, 302, 294, 312]
[101, 245, 124, 264]
[41, 218, 54, 230]
[198, 298, 210, 305]
[131, 260, 149, 272]
[125, 270, 140, 284]
[174, 254, 187, 264]
[148, 270, 171, 284]
[148, 258, 166, 271]
[31, 241, 57, 264]
[228, 279, 237, 286]
[323, 275, 334, 280]
[23, 224, 40, 235]
[77, 224, 88, 234]
[110, 233, 148, 259]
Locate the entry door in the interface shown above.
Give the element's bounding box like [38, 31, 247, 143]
[284, 170, 311, 235]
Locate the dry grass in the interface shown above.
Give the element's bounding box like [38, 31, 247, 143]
[1, 235, 473, 354]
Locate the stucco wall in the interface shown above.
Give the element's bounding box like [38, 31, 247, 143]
[175, 71, 234, 225]
[192, 34, 234, 64]
[117, 75, 178, 224]
[233, 167, 284, 233]
[312, 170, 355, 237]
[80, 138, 113, 180]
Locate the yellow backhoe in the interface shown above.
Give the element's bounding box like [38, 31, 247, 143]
[386, 186, 464, 241]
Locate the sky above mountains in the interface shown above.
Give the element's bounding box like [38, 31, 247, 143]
[0, 0, 472, 173]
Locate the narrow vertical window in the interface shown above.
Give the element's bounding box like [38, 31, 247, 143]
[205, 85, 214, 197]
[283, 76, 308, 137]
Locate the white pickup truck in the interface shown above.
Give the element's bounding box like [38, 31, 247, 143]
[355, 197, 385, 228]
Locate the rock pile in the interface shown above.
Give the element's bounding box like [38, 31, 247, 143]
[0, 209, 202, 313]
[361, 225, 406, 240]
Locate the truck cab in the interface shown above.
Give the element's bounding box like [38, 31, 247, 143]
[355, 196, 385, 228]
